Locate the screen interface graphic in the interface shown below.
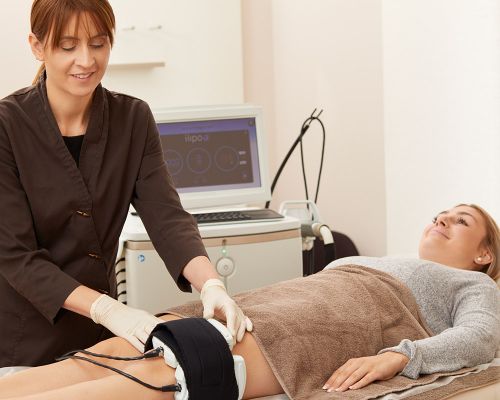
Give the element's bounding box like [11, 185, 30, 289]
[158, 117, 261, 193]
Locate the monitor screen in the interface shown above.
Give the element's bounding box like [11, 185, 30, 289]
[154, 105, 270, 210]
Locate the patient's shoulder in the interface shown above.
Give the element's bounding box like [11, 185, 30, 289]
[325, 255, 422, 270]
[324, 256, 379, 270]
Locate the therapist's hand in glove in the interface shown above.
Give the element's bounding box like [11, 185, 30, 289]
[200, 279, 253, 343]
[90, 294, 163, 352]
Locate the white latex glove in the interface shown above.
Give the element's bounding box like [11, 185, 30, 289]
[90, 294, 163, 352]
[200, 279, 253, 343]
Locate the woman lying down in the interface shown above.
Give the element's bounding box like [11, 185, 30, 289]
[1, 203, 499, 400]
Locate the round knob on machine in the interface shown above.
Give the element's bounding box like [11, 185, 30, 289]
[216, 257, 235, 277]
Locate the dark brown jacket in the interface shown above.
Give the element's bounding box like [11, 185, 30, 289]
[0, 75, 207, 366]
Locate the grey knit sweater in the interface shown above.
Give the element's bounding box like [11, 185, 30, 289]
[325, 256, 500, 379]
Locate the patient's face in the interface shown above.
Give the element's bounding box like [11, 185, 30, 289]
[418, 205, 488, 270]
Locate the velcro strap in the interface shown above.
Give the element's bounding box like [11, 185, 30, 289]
[145, 318, 239, 400]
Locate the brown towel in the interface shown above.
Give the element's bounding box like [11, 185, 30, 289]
[166, 265, 479, 400]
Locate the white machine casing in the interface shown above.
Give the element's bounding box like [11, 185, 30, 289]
[118, 211, 302, 314]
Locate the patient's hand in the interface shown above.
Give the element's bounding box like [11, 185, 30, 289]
[322, 351, 409, 392]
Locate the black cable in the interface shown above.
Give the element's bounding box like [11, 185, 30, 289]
[299, 111, 325, 203]
[299, 119, 312, 201]
[265, 114, 313, 208]
[313, 117, 326, 203]
[298, 111, 318, 201]
[265, 109, 325, 208]
[56, 349, 182, 393]
[60, 347, 161, 361]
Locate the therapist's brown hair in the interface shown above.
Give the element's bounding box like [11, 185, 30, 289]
[31, 0, 115, 83]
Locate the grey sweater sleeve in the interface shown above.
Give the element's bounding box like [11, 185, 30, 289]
[379, 275, 500, 379]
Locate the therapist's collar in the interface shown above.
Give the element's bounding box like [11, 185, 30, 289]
[37, 71, 107, 145]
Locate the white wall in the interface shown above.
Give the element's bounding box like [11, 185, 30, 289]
[0, 0, 244, 109]
[243, 0, 387, 256]
[105, 0, 243, 108]
[243, 0, 500, 257]
[383, 0, 500, 255]
[0, 1, 37, 96]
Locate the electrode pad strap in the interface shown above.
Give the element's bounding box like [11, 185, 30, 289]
[145, 318, 238, 400]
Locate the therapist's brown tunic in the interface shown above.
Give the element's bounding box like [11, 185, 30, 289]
[0, 75, 207, 367]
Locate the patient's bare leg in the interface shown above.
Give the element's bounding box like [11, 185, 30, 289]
[0, 332, 146, 398]
[1, 357, 177, 400]
[0, 314, 283, 399]
[1, 334, 283, 400]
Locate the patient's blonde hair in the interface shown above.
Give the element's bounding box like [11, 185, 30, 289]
[457, 204, 500, 283]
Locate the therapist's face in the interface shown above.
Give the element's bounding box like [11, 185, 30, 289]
[418, 205, 491, 270]
[30, 12, 111, 102]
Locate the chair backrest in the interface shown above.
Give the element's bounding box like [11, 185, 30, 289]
[303, 230, 359, 275]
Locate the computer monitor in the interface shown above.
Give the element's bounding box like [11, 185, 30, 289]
[153, 105, 270, 211]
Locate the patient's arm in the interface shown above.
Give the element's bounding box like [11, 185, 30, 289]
[0, 314, 283, 400]
[323, 351, 409, 392]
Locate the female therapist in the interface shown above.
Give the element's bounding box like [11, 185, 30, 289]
[0, 0, 251, 367]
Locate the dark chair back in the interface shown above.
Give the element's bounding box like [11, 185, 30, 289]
[303, 231, 359, 275]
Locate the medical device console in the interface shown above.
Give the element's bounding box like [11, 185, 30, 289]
[154, 105, 270, 210]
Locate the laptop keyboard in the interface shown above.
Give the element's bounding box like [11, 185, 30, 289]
[192, 209, 284, 225]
